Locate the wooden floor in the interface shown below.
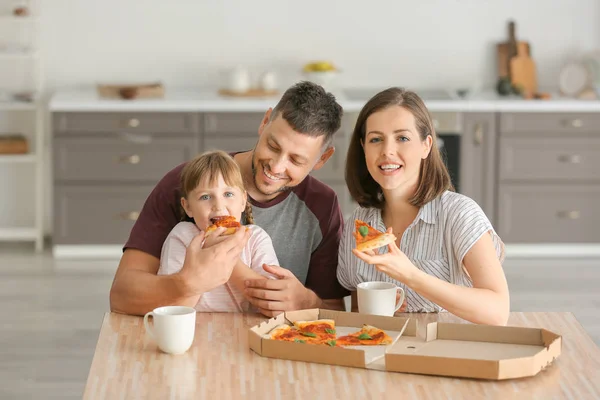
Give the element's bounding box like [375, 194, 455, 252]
[1, 243, 599, 399]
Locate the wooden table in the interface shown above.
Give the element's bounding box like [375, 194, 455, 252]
[84, 312, 600, 399]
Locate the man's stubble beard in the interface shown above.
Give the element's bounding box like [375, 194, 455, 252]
[251, 150, 295, 197]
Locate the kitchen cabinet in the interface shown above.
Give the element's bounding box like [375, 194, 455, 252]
[459, 113, 498, 224]
[497, 112, 600, 243]
[52, 112, 200, 246]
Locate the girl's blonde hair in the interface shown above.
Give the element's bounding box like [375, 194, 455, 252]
[179, 150, 254, 223]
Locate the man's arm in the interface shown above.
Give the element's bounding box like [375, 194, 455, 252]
[110, 249, 195, 316]
[111, 227, 249, 316]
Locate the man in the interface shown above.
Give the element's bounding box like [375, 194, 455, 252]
[109, 81, 349, 316]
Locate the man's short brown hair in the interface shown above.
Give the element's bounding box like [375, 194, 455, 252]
[270, 81, 343, 148]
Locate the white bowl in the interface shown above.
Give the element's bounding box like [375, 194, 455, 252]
[302, 71, 338, 89]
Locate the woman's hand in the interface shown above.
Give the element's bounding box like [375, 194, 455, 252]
[352, 228, 419, 284]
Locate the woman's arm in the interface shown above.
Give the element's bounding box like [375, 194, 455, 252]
[407, 232, 510, 325]
[353, 232, 509, 325]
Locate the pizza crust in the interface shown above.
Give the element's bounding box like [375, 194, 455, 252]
[355, 233, 397, 251]
[205, 225, 238, 236]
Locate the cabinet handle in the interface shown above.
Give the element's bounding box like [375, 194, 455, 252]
[123, 118, 140, 128]
[116, 211, 140, 221]
[563, 118, 583, 128]
[557, 154, 581, 164]
[556, 210, 580, 220]
[117, 132, 152, 144]
[473, 123, 483, 146]
[117, 154, 141, 164]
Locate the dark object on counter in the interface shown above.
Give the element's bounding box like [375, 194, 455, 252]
[13, 6, 29, 16]
[496, 77, 513, 96]
[455, 89, 469, 98]
[119, 87, 139, 100]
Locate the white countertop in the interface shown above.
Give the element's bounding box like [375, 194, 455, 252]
[48, 88, 600, 113]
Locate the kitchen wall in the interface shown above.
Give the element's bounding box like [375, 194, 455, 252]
[2, 0, 599, 236]
[40, 0, 599, 92]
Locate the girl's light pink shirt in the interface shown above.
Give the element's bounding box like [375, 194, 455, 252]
[157, 222, 279, 312]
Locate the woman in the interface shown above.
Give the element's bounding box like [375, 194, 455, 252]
[337, 88, 509, 325]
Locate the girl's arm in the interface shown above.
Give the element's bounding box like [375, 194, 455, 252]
[227, 227, 277, 292]
[407, 232, 509, 325]
[157, 225, 203, 308]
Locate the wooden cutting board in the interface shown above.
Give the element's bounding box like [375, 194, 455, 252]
[497, 41, 529, 78]
[510, 47, 537, 95]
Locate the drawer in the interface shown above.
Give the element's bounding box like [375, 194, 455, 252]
[53, 112, 199, 135]
[54, 136, 198, 182]
[497, 184, 600, 243]
[203, 134, 347, 181]
[204, 113, 264, 134]
[499, 137, 600, 181]
[54, 185, 154, 245]
[500, 112, 600, 136]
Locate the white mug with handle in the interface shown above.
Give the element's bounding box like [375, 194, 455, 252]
[143, 306, 196, 355]
[357, 281, 406, 316]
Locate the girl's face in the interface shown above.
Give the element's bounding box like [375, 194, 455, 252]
[362, 106, 432, 192]
[181, 173, 247, 231]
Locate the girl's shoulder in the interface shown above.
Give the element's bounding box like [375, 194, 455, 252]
[244, 224, 272, 241]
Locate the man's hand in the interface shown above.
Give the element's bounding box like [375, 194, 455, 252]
[177, 227, 249, 297]
[244, 264, 321, 317]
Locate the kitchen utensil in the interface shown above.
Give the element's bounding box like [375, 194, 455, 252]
[508, 22, 537, 95]
[97, 82, 164, 100]
[218, 88, 279, 97]
[559, 62, 590, 97]
[496, 21, 530, 78]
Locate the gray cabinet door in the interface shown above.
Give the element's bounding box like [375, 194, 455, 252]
[204, 113, 264, 134]
[460, 113, 497, 224]
[54, 112, 199, 135]
[54, 136, 198, 182]
[500, 112, 600, 135]
[497, 184, 600, 243]
[54, 185, 155, 245]
[499, 137, 600, 181]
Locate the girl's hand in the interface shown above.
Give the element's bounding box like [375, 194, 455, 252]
[352, 228, 419, 284]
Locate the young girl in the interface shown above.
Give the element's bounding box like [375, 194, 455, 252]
[337, 88, 509, 325]
[158, 150, 278, 312]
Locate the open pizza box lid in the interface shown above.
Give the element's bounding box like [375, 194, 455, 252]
[248, 308, 416, 370]
[386, 322, 562, 380]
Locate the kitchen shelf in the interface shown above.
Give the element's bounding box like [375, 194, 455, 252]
[0, 0, 44, 252]
[0, 15, 38, 21]
[0, 101, 37, 110]
[0, 154, 37, 163]
[0, 51, 39, 60]
[0, 227, 39, 241]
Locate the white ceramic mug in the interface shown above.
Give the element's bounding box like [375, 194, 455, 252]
[143, 306, 196, 355]
[357, 281, 406, 316]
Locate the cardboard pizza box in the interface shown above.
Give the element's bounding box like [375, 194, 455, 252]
[248, 308, 416, 370]
[386, 322, 562, 380]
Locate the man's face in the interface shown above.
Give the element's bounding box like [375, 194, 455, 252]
[251, 111, 333, 200]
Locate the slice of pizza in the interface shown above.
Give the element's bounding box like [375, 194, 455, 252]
[353, 219, 396, 251]
[336, 324, 393, 346]
[292, 319, 337, 342]
[205, 215, 242, 236]
[268, 324, 332, 345]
